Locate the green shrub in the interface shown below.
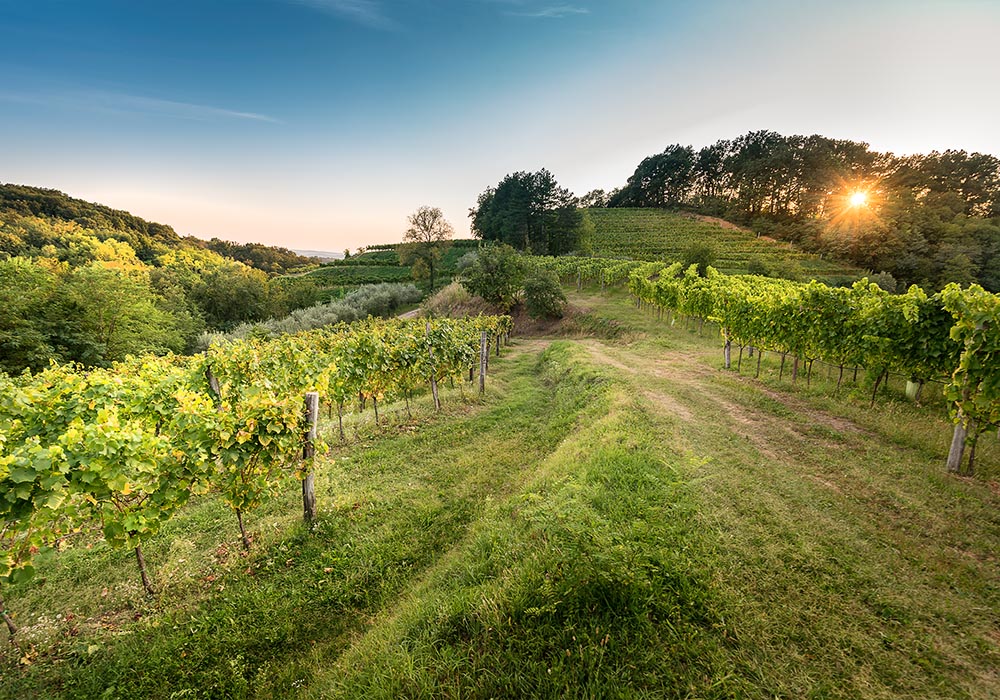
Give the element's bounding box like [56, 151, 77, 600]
[460, 243, 526, 309]
[523, 269, 567, 319]
[681, 242, 716, 277]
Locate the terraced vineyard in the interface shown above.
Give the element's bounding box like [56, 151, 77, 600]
[587, 208, 862, 283]
[293, 241, 477, 291]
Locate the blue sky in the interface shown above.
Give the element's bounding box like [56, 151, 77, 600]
[2, 0, 998, 250]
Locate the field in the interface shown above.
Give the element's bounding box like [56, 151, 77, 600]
[587, 208, 862, 282]
[2, 283, 997, 699]
[292, 242, 476, 292]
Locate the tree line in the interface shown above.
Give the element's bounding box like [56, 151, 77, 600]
[600, 131, 1000, 291]
[0, 183, 312, 273]
[0, 213, 326, 375]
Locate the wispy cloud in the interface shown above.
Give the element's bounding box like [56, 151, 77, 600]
[504, 4, 590, 19]
[285, 0, 396, 30]
[0, 90, 281, 124]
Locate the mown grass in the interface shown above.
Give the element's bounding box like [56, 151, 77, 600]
[1, 341, 723, 698]
[3, 284, 998, 699]
[562, 286, 1000, 699]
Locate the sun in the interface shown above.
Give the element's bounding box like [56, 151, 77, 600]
[848, 191, 868, 208]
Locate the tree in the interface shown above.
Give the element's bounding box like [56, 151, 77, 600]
[398, 206, 453, 289]
[460, 243, 526, 309]
[609, 145, 696, 208]
[470, 169, 582, 255]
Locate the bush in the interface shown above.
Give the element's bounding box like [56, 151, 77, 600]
[198, 282, 421, 347]
[460, 243, 526, 309]
[681, 243, 716, 277]
[745, 257, 768, 276]
[523, 269, 567, 319]
[869, 271, 898, 293]
[455, 251, 478, 273]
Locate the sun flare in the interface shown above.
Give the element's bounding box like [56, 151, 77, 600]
[848, 191, 868, 208]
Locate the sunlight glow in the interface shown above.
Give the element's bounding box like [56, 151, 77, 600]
[848, 191, 868, 208]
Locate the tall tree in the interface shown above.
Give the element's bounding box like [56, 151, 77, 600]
[470, 169, 581, 254]
[398, 206, 453, 289]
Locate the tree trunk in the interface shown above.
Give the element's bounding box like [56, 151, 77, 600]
[806, 360, 813, 387]
[870, 371, 885, 408]
[337, 402, 345, 441]
[756, 350, 763, 378]
[0, 588, 17, 641]
[373, 396, 379, 426]
[965, 428, 979, 477]
[737, 345, 744, 372]
[779, 353, 786, 381]
[724, 337, 732, 369]
[205, 365, 222, 407]
[236, 509, 251, 551]
[836, 364, 844, 394]
[135, 545, 155, 596]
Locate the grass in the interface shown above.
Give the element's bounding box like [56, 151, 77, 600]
[2, 285, 998, 698]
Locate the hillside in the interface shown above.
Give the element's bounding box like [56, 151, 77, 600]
[0, 184, 312, 274]
[2, 287, 997, 698]
[587, 208, 863, 283]
[291, 240, 478, 295]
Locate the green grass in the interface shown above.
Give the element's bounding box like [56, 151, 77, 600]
[2, 286, 999, 699]
[587, 208, 863, 283]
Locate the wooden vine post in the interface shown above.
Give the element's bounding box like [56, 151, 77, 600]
[479, 331, 488, 395]
[426, 322, 441, 410]
[302, 391, 319, 523]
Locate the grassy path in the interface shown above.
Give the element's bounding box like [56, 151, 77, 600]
[2, 289, 998, 699]
[563, 289, 1000, 699]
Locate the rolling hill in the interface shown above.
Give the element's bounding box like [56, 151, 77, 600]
[587, 208, 863, 283]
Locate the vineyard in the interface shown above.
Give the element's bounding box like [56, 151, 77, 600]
[294, 241, 477, 292]
[536, 254, 1000, 475]
[0, 315, 512, 638]
[586, 208, 862, 282]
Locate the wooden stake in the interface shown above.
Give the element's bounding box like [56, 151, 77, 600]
[302, 391, 319, 523]
[426, 322, 441, 410]
[946, 413, 968, 474]
[479, 331, 488, 395]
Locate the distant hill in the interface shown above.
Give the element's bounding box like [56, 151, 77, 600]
[293, 248, 344, 261]
[290, 240, 478, 294]
[0, 183, 312, 274]
[585, 208, 863, 284]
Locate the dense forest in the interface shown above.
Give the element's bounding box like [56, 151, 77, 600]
[0, 185, 324, 374]
[600, 131, 1000, 290]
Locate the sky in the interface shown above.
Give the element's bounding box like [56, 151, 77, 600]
[2, 0, 999, 252]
